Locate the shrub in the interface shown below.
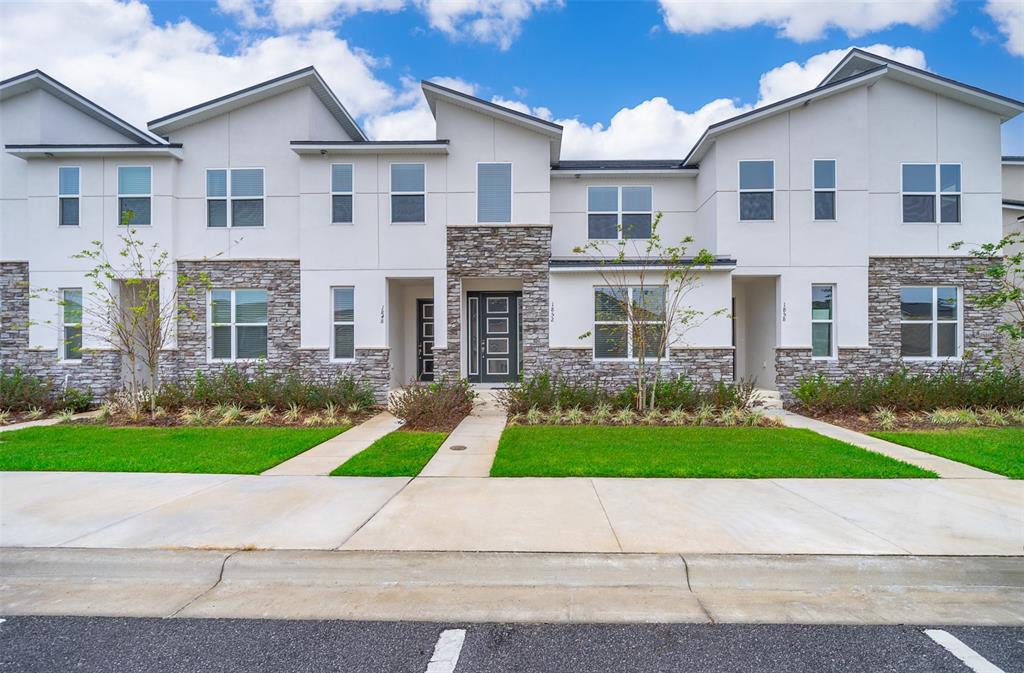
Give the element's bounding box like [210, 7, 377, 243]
[0, 368, 93, 414]
[389, 377, 475, 431]
[497, 372, 611, 415]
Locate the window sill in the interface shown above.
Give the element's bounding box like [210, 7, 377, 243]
[330, 358, 356, 364]
[901, 356, 962, 362]
[58, 225, 80, 228]
[391, 221, 426, 225]
[330, 222, 354, 226]
[738, 219, 775, 223]
[207, 358, 264, 364]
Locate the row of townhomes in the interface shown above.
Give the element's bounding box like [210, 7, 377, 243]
[2, 49, 1023, 403]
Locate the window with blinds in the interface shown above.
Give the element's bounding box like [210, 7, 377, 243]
[331, 164, 354, 224]
[391, 163, 425, 223]
[58, 167, 80, 227]
[477, 162, 512, 223]
[207, 168, 265, 227]
[209, 289, 268, 360]
[118, 166, 151, 225]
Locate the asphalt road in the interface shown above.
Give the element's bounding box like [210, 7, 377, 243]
[1, 617, 1021, 673]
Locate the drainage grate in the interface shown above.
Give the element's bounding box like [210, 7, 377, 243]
[449, 445, 467, 451]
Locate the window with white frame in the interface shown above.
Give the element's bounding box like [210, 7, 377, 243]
[58, 167, 80, 227]
[117, 166, 151, 225]
[739, 160, 774, 221]
[594, 286, 666, 359]
[209, 289, 268, 360]
[206, 168, 264, 227]
[811, 284, 835, 358]
[391, 163, 425, 223]
[61, 288, 83, 361]
[813, 160, 836, 220]
[900, 286, 959, 358]
[331, 164, 353, 224]
[332, 287, 354, 360]
[901, 164, 961, 223]
[587, 186, 653, 239]
[477, 162, 512, 223]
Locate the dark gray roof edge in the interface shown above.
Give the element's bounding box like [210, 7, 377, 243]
[1004, 199, 1024, 207]
[1004, 156, 1024, 162]
[552, 160, 697, 170]
[550, 256, 737, 267]
[422, 80, 563, 132]
[291, 140, 450, 145]
[6, 143, 182, 149]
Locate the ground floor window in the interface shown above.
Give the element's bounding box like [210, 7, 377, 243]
[811, 284, 835, 358]
[332, 287, 354, 360]
[594, 286, 666, 359]
[209, 289, 268, 361]
[900, 286, 959, 358]
[60, 288, 82, 361]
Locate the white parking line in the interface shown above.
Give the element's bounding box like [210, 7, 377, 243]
[924, 629, 1005, 673]
[425, 628, 466, 673]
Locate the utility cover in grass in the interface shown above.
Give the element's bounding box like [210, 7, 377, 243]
[871, 428, 1023, 479]
[491, 426, 935, 478]
[331, 430, 447, 476]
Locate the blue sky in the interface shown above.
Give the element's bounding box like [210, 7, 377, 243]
[2, 0, 1023, 156]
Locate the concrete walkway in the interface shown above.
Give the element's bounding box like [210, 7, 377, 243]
[0, 410, 99, 433]
[261, 411, 404, 476]
[780, 411, 1006, 479]
[419, 390, 506, 477]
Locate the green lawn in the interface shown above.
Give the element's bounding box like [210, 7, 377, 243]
[331, 430, 447, 476]
[491, 425, 935, 478]
[0, 425, 348, 474]
[871, 427, 1024, 479]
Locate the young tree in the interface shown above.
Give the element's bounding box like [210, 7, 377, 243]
[574, 212, 725, 411]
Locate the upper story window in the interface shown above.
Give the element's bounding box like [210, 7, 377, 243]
[332, 287, 355, 360]
[901, 164, 961, 223]
[209, 289, 268, 361]
[739, 160, 774, 221]
[811, 284, 835, 358]
[587, 186, 653, 239]
[207, 168, 264, 228]
[391, 163, 425, 224]
[477, 162, 512, 224]
[594, 286, 666, 359]
[813, 160, 836, 221]
[118, 166, 151, 226]
[60, 288, 82, 361]
[58, 167, 80, 227]
[331, 164, 354, 224]
[900, 286, 959, 358]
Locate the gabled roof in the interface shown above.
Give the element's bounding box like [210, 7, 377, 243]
[148, 66, 367, 140]
[0, 70, 165, 145]
[421, 80, 562, 161]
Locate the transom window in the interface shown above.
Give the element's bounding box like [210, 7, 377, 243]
[209, 289, 268, 361]
[811, 284, 835, 358]
[594, 286, 666, 359]
[332, 287, 355, 360]
[58, 167, 80, 227]
[587, 186, 653, 239]
[60, 288, 82, 361]
[739, 160, 774, 221]
[391, 163, 425, 223]
[117, 166, 151, 225]
[207, 168, 265, 227]
[331, 164, 353, 224]
[901, 164, 960, 223]
[813, 160, 836, 221]
[478, 162, 512, 223]
[900, 286, 959, 358]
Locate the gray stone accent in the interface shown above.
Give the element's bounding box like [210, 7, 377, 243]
[540, 347, 735, 388]
[776, 256, 1004, 405]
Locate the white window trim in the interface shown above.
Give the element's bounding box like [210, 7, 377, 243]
[389, 161, 426, 225]
[593, 285, 668, 361]
[811, 283, 837, 360]
[330, 286, 355, 362]
[475, 161, 513, 225]
[738, 159, 774, 222]
[812, 159, 837, 222]
[900, 285, 962, 361]
[116, 164, 153, 227]
[586, 185, 654, 240]
[58, 166, 80, 227]
[330, 163, 355, 225]
[59, 287, 82, 363]
[900, 162, 962, 225]
[206, 167, 265, 228]
[207, 289, 268, 363]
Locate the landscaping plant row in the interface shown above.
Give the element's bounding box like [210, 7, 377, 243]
[508, 404, 784, 428]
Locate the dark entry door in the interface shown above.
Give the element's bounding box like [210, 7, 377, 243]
[416, 299, 434, 382]
[467, 291, 521, 384]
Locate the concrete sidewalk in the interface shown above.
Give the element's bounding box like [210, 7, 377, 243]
[419, 390, 506, 477]
[261, 411, 404, 476]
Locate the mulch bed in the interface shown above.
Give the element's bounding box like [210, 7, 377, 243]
[795, 409, 1023, 433]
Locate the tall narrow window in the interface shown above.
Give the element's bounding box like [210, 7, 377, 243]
[813, 160, 836, 220]
[391, 163, 425, 223]
[209, 289, 268, 361]
[331, 164, 354, 224]
[900, 286, 959, 358]
[117, 166, 151, 225]
[902, 164, 961, 223]
[939, 164, 961, 223]
[206, 168, 265, 228]
[593, 286, 666, 359]
[739, 160, 774, 220]
[811, 284, 835, 358]
[61, 288, 82, 361]
[477, 162, 512, 223]
[332, 287, 355, 359]
[58, 167, 80, 227]
[586, 186, 653, 239]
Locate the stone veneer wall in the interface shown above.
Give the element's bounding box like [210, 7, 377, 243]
[0, 261, 121, 397]
[157, 260, 390, 401]
[541, 347, 735, 387]
[776, 256, 1004, 405]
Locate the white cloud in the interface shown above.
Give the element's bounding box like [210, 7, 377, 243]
[659, 0, 950, 42]
[364, 76, 476, 139]
[414, 0, 562, 50]
[984, 0, 1024, 56]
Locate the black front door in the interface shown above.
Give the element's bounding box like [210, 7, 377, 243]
[467, 291, 521, 383]
[416, 299, 434, 382]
